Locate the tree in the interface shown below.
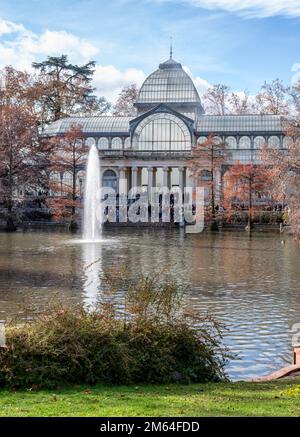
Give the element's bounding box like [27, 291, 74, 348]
[260, 122, 300, 237]
[113, 84, 138, 116]
[254, 79, 289, 115]
[203, 84, 230, 115]
[223, 162, 268, 231]
[228, 91, 254, 115]
[32, 55, 110, 125]
[47, 124, 86, 230]
[0, 67, 49, 231]
[189, 135, 225, 230]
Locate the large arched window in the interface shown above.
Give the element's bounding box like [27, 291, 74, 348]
[268, 136, 280, 148]
[133, 113, 191, 151]
[111, 137, 123, 150]
[98, 137, 109, 150]
[85, 137, 96, 147]
[225, 136, 237, 149]
[253, 136, 265, 149]
[124, 137, 131, 149]
[239, 136, 251, 149]
[102, 169, 117, 190]
[197, 136, 207, 145]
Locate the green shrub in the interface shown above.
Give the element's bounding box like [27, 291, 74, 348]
[0, 271, 230, 388]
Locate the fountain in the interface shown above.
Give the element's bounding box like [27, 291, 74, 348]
[83, 144, 101, 241]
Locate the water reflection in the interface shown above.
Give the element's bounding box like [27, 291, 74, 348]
[0, 229, 300, 380]
[81, 242, 102, 308]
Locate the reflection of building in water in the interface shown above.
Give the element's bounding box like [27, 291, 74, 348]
[45, 53, 287, 206]
[82, 243, 102, 308]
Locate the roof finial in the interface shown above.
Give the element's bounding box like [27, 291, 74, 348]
[170, 36, 173, 59]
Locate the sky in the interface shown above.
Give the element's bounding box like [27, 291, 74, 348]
[1, 0, 300, 102]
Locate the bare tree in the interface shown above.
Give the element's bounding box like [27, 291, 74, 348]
[0, 67, 48, 231]
[113, 84, 139, 116]
[203, 84, 230, 115]
[189, 135, 225, 230]
[254, 79, 289, 115]
[47, 124, 86, 231]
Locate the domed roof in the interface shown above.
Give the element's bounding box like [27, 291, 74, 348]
[136, 56, 201, 105]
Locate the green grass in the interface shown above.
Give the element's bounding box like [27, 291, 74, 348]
[0, 380, 300, 417]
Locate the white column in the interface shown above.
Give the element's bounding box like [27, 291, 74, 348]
[147, 167, 153, 200]
[118, 166, 127, 195]
[131, 166, 138, 189]
[178, 167, 186, 195]
[162, 166, 171, 189]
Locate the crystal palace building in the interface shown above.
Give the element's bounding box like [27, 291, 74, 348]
[45, 54, 287, 201]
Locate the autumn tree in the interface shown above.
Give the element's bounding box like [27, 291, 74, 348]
[204, 84, 254, 115]
[223, 162, 268, 231]
[254, 79, 289, 115]
[32, 55, 110, 126]
[113, 84, 138, 116]
[259, 121, 300, 237]
[203, 84, 230, 115]
[47, 124, 86, 231]
[0, 67, 49, 231]
[228, 91, 254, 114]
[189, 135, 225, 230]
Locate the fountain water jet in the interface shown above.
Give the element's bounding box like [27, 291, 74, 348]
[83, 144, 101, 241]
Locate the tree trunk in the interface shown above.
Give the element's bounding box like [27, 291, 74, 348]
[210, 147, 219, 231]
[5, 201, 16, 232]
[246, 179, 253, 232]
[69, 158, 78, 233]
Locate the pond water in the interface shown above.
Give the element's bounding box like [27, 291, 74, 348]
[0, 228, 299, 380]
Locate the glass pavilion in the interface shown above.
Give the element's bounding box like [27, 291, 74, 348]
[45, 55, 286, 196]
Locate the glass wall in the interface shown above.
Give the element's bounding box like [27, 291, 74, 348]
[133, 113, 191, 151]
[111, 137, 123, 150]
[98, 137, 109, 150]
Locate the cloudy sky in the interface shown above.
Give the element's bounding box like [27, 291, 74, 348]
[0, 0, 300, 102]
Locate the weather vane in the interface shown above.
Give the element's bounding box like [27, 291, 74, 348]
[170, 36, 173, 59]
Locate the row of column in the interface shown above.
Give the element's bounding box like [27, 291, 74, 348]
[118, 166, 188, 195]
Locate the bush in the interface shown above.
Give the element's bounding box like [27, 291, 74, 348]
[0, 271, 230, 388]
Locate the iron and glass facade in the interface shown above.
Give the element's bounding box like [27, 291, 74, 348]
[45, 55, 286, 197]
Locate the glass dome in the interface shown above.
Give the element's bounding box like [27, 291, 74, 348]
[136, 57, 202, 106]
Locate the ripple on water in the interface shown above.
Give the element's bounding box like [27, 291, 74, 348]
[0, 229, 299, 380]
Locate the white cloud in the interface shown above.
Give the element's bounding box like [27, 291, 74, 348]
[0, 19, 26, 36]
[0, 19, 100, 71]
[183, 65, 211, 96]
[0, 18, 147, 102]
[94, 65, 146, 101]
[181, 0, 300, 18]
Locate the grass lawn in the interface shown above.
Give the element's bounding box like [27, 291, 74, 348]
[0, 380, 300, 417]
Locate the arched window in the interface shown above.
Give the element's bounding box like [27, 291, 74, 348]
[253, 136, 265, 149]
[133, 113, 191, 151]
[85, 137, 95, 147]
[268, 136, 280, 148]
[197, 136, 207, 145]
[124, 137, 131, 149]
[111, 137, 123, 150]
[102, 169, 117, 190]
[283, 136, 293, 149]
[225, 136, 237, 149]
[98, 137, 109, 150]
[213, 136, 222, 145]
[239, 136, 251, 149]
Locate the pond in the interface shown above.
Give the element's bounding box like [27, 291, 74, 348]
[0, 228, 299, 380]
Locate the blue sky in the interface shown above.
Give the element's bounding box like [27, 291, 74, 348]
[1, 0, 300, 101]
